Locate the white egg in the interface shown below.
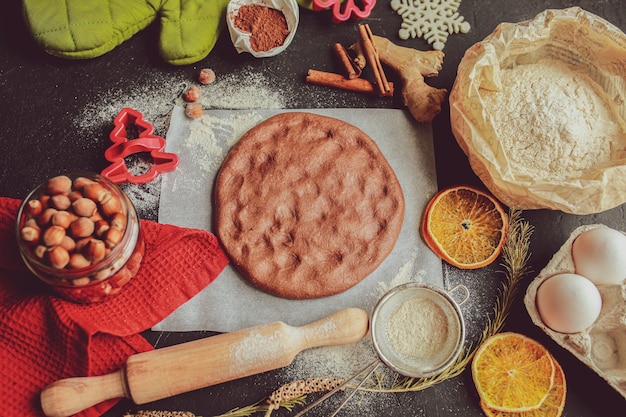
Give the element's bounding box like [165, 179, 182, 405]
[572, 227, 626, 285]
[536, 273, 602, 334]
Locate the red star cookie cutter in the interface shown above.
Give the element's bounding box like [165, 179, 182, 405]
[312, 0, 377, 23]
[101, 108, 179, 184]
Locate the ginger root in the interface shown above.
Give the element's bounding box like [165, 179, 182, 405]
[371, 36, 447, 123]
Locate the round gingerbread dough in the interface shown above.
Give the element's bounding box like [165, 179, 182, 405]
[214, 112, 405, 299]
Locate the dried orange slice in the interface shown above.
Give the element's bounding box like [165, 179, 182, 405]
[421, 185, 508, 269]
[472, 332, 556, 413]
[479, 351, 566, 417]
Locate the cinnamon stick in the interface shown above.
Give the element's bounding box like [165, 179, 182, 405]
[306, 69, 394, 97]
[333, 43, 361, 79]
[358, 24, 390, 96]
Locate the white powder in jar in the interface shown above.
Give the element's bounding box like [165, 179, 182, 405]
[387, 296, 448, 359]
[482, 58, 625, 181]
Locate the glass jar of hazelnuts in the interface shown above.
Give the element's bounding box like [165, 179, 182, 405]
[16, 172, 144, 303]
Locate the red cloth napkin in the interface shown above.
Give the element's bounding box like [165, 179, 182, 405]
[0, 197, 229, 416]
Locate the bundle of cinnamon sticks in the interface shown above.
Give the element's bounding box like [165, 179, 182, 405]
[306, 24, 394, 97]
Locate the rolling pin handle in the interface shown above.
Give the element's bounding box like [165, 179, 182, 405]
[40, 369, 130, 417]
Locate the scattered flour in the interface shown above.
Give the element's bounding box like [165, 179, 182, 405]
[74, 67, 290, 219]
[482, 58, 626, 181]
[185, 112, 265, 174]
[196, 67, 289, 109]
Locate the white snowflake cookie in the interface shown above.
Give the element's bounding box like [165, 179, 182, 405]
[391, 0, 471, 50]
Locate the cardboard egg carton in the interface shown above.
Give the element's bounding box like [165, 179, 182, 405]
[524, 224, 626, 399]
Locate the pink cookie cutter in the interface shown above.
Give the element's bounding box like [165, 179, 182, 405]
[101, 108, 179, 184]
[312, 0, 377, 23]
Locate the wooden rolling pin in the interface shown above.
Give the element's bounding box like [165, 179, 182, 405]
[40, 308, 369, 417]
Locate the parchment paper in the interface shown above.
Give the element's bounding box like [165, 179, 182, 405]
[449, 7, 626, 215]
[154, 106, 442, 332]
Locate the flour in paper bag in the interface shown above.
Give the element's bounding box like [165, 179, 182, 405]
[482, 58, 625, 181]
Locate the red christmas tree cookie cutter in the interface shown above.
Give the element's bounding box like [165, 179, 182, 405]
[101, 108, 179, 184]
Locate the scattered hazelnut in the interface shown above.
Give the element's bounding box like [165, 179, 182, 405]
[183, 86, 202, 102]
[185, 103, 204, 119]
[198, 68, 216, 85]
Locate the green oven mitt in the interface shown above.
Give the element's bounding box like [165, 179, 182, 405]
[22, 0, 230, 65]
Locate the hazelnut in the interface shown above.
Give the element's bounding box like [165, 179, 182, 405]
[83, 239, 106, 262]
[47, 246, 70, 269]
[59, 235, 76, 252]
[105, 227, 123, 248]
[94, 219, 110, 237]
[20, 226, 40, 244]
[26, 199, 43, 217]
[110, 212, 127, 230]
[82, 183, 107, 203]
[94, 268, 112, 281]
[100, 195, 122, 218]
[51, 194, 71, 211]
[74, 237, 91, 253]
[198, 68, 216, 84]
[71, 276, 91, 286]
[24, 218, 40, 229]
[51, 210, 73, 229]
[68, 253, 91, 269]
[183, 86, 202, 102]
[38, 208, 58, 226]
[69, 217, 95, 238]
[185, 103, 203, 119]
[45, 175, 72, 195]
[39, 194, 51, 208]
[42, 225, 66, 247]
[111, 267, 133, 287]
[68, 190, 83, 202]
[72, 177, 95, 191]
[72, 198, 97, 217]
[33, 245, 47, 260]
